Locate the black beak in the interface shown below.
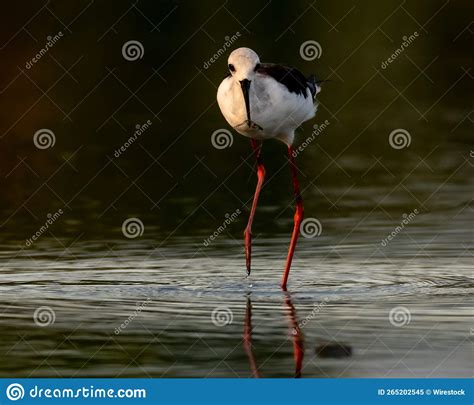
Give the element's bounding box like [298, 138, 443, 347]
[240, 79, 252, 126]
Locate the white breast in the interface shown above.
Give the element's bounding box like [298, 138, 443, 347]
[217, 74, 316, 145]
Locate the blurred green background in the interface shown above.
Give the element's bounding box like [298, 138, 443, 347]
[0, 0, 472, 379]
[0, 0, 472, 243]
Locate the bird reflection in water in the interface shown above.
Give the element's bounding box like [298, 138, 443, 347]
[243, 293, 304, 378]
[243, 295, 261, 378]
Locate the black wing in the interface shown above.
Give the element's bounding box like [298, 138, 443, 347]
[256, 63, 317, 99]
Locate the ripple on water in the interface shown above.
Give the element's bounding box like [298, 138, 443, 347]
[0, 235, 472, 377]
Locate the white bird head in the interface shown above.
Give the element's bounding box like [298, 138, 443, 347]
[227, 47, 260, 82]
[226, 48, 262, 129]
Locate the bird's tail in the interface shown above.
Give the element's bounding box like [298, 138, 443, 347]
[307, 75, 320, 98]
[307, 75, 330, 99]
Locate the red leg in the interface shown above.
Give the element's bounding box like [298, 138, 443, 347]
[244, 139, 265, 275]
[281, 146, 304, 290]
[284, 294, 304, 378]
[243, 297, 260, 378]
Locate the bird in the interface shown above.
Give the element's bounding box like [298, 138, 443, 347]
[217, 47, 321, 290]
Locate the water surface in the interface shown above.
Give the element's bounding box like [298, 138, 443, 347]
[0, 0, 472, 378]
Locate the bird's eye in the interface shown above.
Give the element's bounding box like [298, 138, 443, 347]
[254, 63, 261, 71]
[228, 64, 235, 72]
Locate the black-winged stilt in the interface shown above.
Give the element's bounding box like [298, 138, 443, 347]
[217, 47, 321, 290]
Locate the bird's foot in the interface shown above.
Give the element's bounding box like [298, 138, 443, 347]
[244, 228, 252, 275]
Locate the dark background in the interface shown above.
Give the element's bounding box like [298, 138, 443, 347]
[0, 0, 472, 379]
[0, 0, 472, 247]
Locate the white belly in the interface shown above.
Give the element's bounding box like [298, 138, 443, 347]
[217, 74, 316, 144]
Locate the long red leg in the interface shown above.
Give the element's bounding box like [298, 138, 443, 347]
[281, 146, 304, 290]
[284, 294, 304, 378]
[244, 139, 265, 275]
[243, 297, 260, 378]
